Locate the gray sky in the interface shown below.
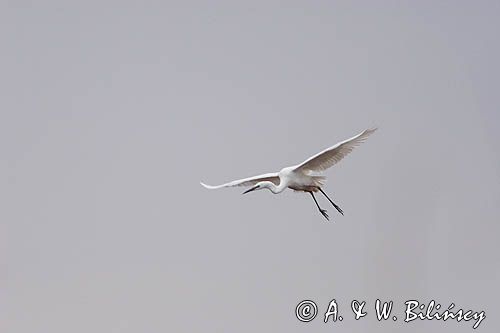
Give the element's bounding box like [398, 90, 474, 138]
[2, 1, 500, 332]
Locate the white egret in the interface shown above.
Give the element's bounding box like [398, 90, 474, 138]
[201, 128, 376, 220]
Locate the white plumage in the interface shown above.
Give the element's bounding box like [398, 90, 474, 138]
[201, 128, 376, 220]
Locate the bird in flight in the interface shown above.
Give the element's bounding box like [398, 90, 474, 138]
[201, 128, 376, 220]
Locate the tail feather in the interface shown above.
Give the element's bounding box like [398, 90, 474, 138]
[313, 176, 326, 187]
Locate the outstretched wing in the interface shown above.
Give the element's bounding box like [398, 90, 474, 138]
[200, 172, 280, 189]
[294, 128, 377, 173]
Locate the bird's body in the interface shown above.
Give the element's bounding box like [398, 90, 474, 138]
[201, 128, 376, 220]
[277, 167, 325, 193]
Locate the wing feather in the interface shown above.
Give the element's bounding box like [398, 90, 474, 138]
[200, 172, 280, 189]
[294, 128, 377, 173]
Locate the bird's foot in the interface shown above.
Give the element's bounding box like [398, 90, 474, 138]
[334, 205, 344, 216]
[320, 209, 329, 221]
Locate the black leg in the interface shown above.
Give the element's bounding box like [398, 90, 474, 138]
[309, 192, 329, 221]
[318, 188, 344, 216]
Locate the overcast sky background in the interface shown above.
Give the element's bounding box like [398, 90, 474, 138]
[2, 1, 500, 332]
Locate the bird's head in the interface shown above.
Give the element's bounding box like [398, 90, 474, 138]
[242, 181, 274, 194]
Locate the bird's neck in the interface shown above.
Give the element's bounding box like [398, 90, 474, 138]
[269, 182, 286, 194]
